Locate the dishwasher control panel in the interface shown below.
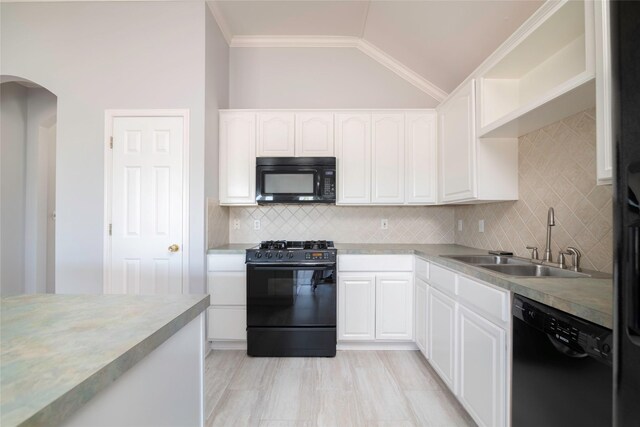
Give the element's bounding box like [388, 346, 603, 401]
[513, 295, 613, 364]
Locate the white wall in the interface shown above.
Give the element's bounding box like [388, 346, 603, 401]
[205, 6, 230, 200]
[1, 83, 28, 296]
[229, 47, 439, 108]
[24, 88, 57, 294]
[1, 2, 208, 294]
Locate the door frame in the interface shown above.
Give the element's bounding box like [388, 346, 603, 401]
[103, 109, 190, 294]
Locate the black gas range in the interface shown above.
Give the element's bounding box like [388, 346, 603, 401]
[245, 240, 337, 357]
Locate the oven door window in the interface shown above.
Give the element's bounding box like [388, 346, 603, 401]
[247, 265, 336, 327]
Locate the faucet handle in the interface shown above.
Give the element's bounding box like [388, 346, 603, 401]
[526, 246, 539, 260]
[564, 247, 581, 271]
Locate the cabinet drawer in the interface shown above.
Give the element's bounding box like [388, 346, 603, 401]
[208, 307, 246, 341]
[415, 257, 429, 281]
[457, 275, 508, 324]
[207, 254, 245, 272]
[207, 272, 246, 305]
[429, 263, 456, 296]
[338, 255, 413, 272]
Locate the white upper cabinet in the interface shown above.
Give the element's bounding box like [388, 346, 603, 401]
[439, 81, 518, 204]
[595, 0, 613, 185]
[257, 112, 295, 157]
[477, 0, 595, 138]
[219, 112, 257, 205]
[336, 113, 372, 205]
[439, 81, 477, 203]
[405, 112, 438, 204]
[295, 112, 335, 157]
[372, 113, 405, 204]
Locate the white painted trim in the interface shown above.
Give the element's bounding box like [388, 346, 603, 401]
[209, 340, 248, 350]
[206, 0, 232, 45]
[229, 35, 448, 102]
[103, 109, 190, 295]
[337, 341, 418, 351]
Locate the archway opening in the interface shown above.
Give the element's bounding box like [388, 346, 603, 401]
[1, 76, 58, 295]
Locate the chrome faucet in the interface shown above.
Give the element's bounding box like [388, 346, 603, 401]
[543, 207, 555, 262]
[559, 247, 582, 271]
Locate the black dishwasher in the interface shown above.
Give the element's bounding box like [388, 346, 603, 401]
[512, 294, 613, 427]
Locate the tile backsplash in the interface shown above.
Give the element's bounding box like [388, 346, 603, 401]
[207, 198, 230, 248]
[229, 205, 455, 244]
[455, 108, 613, 272]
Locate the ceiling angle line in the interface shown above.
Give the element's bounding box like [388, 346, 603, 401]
[207, 0, 233, 45]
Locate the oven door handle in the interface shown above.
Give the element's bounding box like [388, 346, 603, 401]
[248, 264, 335, 271]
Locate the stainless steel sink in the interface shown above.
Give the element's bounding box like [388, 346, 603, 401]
[443, 255, 527, 265]
[480, 264, 590, 278]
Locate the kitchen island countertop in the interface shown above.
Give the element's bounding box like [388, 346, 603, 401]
[0, 293, 209, 427]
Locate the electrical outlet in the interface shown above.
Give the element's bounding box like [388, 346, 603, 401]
[233, 219, 240, 230]
[479, 219, 485, 233]
[458, 219, 463, 231]
[381, 219, 389, 230]
[254, 220, 261, 230]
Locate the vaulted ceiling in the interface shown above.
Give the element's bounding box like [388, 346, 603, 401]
[209, 0, 543, 96]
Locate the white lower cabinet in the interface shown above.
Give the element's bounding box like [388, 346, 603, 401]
[428, 286, 457, 392]
[338, 274, 376, 341]
[375, 273, 413, 340]
[207, 254, 247, 343]
[338, 255, 414, 343]
[415, 277, 429, 357]
[458, 305, 507, 427]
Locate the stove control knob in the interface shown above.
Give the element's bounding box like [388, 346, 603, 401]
[266, 252, 273, 259]
[277, 252, 284, 259]
[255, 252, 262, 258]
[287, 252, 294, 258]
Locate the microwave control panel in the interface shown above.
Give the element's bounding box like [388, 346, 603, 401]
[323, 170, 336, 197]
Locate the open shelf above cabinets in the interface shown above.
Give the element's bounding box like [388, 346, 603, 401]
[477, 0, 595, 139]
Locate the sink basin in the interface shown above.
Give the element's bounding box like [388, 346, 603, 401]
[443, 255, 528, 265]
[480, 264, 590, 278]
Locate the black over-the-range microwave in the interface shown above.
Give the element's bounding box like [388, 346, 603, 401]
[255, 157, 336, 204]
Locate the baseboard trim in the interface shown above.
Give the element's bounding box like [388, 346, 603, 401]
[209, 340, 247, 350]
[337, 341, 418, 351]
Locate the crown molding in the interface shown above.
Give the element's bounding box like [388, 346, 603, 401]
[206, 1, 232, 45]
[230, 35, 360, 49]
[230, 35, 448, 102]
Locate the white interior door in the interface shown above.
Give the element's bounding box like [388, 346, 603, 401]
[109, 115, 185, 294]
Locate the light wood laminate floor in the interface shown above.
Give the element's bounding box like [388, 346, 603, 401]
[205, 350, 476, 427]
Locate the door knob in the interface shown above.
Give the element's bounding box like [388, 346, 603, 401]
[168, 244, 180, 253]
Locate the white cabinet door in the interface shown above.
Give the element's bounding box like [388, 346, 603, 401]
[458, 305, 506, 427]
[336, 113, 371, 204]
[375, 273, 413, 340]
[208, 306, 247, 341]
[428, 287, 457, 392]
[415, 277, 429, 358]
[219, 112, 256, 205]
[372, 113, 405, 204]
[405, 112, 438, 204]
[595, 0, 613, 185]
[338, 273, 376, 341]
[439, 80, 477, 203]
[257, 112, 295, 157]
[295, 112, 334, 157]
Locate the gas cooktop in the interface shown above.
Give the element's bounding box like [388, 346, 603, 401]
[247, 240, 336, 263]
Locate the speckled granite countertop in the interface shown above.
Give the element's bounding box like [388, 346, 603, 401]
[208, 243, 612, 328]
[207, 244, 256, 254]
[0, 294, 209, 427]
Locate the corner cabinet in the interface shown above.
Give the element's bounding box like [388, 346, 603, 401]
[438, 80, 518, 203]
[219, 112, 257, 205]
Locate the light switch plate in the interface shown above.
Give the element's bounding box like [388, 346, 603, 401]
[381, 219, 389, 230]
[254, 220, 261, 230]
[479, 219, 485, 233]
[233, 219, 240, 230]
